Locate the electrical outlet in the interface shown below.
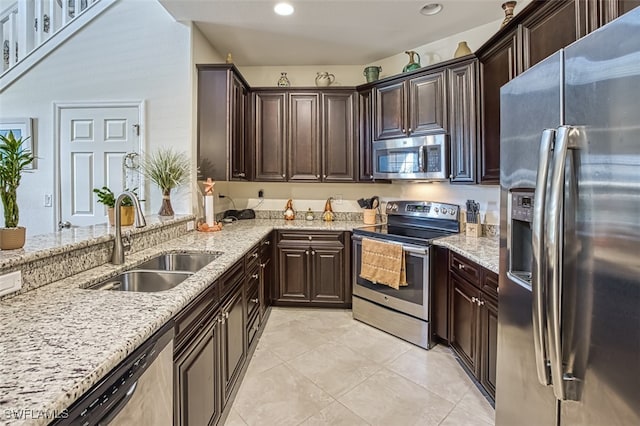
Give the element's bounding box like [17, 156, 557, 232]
[186, 221, 195, 231]
[44, 194, 53, 207]
[0, 270, 22, 297]
[334, 194, 343, 205]
[258, 189, 264, 198]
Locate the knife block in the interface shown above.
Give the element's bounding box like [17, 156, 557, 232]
[466, 223, 482, 237]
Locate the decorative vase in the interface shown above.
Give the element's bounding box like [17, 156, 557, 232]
[402, 51, 421, 73]
[501, 1, 517, 28]
[107, 206, 135, 226]
[454, 41, 473, 58]
[315, 72, 335, 87]
[159, 189, 175, 216]
[277, 72, 291, 87]
[0, 227, 26, 250]
[284, 199, 295, 220]
[363, 66, 382, 83]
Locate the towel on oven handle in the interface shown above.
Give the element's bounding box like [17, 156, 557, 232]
[359, 238, 407, 290]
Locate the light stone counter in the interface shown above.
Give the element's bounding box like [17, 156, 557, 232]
[0, 219, 365, 425]
[434, 234, 500, 274]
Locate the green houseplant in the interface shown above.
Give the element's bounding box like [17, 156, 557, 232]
[140, 148, 190, 216]
[0, 131, 35, 249]
[93, 186, 140, 226]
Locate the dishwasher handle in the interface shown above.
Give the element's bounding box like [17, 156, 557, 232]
[98, 382, 138, 425]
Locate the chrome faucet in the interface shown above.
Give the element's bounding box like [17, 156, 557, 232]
[111, 191, 146, 265]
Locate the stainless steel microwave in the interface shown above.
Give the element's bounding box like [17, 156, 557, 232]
[372, 134, 448, 180]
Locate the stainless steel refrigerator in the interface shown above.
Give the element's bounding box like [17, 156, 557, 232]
[497, 7, 640, 426]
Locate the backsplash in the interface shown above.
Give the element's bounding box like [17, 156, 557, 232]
[0, 216, 194, 301]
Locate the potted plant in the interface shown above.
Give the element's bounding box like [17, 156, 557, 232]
[93, 187, 140, 226]
[140, 148, 190, 216]
[0, 131, 35, 249]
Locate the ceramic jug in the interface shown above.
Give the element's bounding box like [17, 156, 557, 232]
[363, 66, 382, 83]
[284, 199, 296, 220]
[402, 51, 421, 73]
[315, 72, 335, 87]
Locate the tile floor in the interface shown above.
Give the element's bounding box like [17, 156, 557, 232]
[225, 307, 495, 426]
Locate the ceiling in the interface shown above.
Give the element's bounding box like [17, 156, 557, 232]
[159, 0, 510, 66]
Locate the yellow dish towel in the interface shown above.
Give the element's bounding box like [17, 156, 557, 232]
[360, 238, 407, 290]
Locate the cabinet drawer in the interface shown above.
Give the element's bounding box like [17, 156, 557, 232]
[246, 271, 260, 320]
[246, 243, 261, 270]
[450, 251, 481, 287]
[247, 311, 261, 348]
[174, 284, 218, 352]
[219, 259, 244, 299]
[482, 269, 499, 300]
[278, 231, 344, 244]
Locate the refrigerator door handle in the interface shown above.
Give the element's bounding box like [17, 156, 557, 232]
[532, 128, 555, 386]
[546, 125, 581, 401]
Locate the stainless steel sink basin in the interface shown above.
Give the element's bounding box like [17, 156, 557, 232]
[88, 270, 193, 292]
[135, 252, 221, 272]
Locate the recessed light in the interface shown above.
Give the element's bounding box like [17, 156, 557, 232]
[420, 3, 443, 16]
[274, 2, 294, 16]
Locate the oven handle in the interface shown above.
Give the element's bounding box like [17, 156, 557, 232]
[351, 234, 428, 255]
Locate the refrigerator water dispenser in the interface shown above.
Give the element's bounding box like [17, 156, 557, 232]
[509, 191, 534, 283]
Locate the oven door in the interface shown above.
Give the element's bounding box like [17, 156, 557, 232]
[352, 235, 430, 320]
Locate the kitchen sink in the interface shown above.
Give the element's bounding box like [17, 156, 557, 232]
[135, 252, 221, 272]
[87, 270, 193, 292]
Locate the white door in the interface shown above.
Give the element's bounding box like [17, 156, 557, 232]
[58, 105, 141, 227]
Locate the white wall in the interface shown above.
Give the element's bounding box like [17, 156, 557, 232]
[237, 65, 364, 87]
[0, 0, 193, 236]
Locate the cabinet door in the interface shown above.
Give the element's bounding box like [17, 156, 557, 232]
[478, 32, 517, 184]
[175, 321, 220, 426]
[231, 76, 249, 180]
[310, 244, 345, 304]
[408, 71, 447, 136]
[254, 91, 287, 181]
[447, 60, 478, 183]
[288, 93, 321, 181]
[521, 0, 579, 72]
[276, 245, 310, 302]
[220, 285, 246, 404]
[374, 81, 406, 140]
[432, 246, 450, 342]
[480, 294, 498, 399]
[357, 88, 374, 181]
[449, 273, 481, 375]
[322, 92, 355, 182]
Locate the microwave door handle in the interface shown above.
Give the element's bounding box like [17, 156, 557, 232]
[532, 128, 555, 386]
[418, 146, 426, 172]
[546, 125, 577, 401]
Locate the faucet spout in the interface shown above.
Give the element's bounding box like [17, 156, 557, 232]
[111, 191, 146, 265]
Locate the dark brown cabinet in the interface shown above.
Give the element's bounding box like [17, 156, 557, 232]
[197, 65, 250, 181]
[448, 250, 499, 400]
[373, 71, 446, 140]
[274, 231, 351, 307]
[253, 91, 288, 181]
[447, 58, 478, 183]
[253, 89, 356, 183]
[220, 281, 246, 405]
[357, 88, 375, 181]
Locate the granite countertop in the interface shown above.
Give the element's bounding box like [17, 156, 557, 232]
[0, 219, 365, 425]
[434, 234, 500, 274]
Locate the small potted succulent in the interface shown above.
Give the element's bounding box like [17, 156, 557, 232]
[0, 131, 35, 249]
[140, 148, 190, 216]
[93, 187, 140, 226]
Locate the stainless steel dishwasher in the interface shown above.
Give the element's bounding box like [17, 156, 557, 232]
[55, 323, 174, 426]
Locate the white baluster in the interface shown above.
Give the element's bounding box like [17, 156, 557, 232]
[74, 0, 81, 17]
[34, 0, 44, 46]
[61, 0, 69, 25]
[49, 0, 57, 37]
[7, 10, 17, 67]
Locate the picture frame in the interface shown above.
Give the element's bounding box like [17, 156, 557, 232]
[0, 117, 35, 169]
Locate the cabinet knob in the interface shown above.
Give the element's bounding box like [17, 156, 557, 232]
[408, 128, 412, 133]
[262, 240, 271, 246]
[251, 298, 259, 303]
[316, 174, 320, 179]
[471, 296, 477, 303]
[458, 264, 465, 270]
[282, 174, 286, 178]
[305, 250, 310, 255]
[252, 273, 259, 279]
[449, 174, 454, 179]
[323, 174, 327, 179]
[252, 253, 259, 258]
[260, 262, 266, 268]
[308, 236, 312, 241]
[224, 312, 230, 319]
[311, 250, 316, 255]
[478, 299, 485, 306]
[234, 172, 246, 178]
[370, 175, 374, 180]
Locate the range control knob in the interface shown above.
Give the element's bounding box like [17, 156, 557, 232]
[390, 203, 398, 211]
[450, 210, 456, 216]
[441, 208, 447, 214]
[434, 207, 439, 213]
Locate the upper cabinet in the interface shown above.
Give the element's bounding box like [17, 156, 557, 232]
[253, 89, 356, 183]
[197, 65, 250, 181]
[373, 70, 446, 140]
[357, 88, 375, 182]
[476, 0, 639, 184]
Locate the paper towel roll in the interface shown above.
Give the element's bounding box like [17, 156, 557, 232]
[204, 195, 215, 226]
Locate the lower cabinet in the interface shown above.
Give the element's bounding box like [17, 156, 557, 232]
[274, 231, 351, 307]
[447, 249, 499, 400]
[220, 281, 246, 405]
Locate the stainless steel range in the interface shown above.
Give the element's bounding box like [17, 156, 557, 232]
[352, 200, 460, 349]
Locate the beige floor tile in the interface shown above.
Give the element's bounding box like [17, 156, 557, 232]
[259, 318, 329, 361]
[288, 341, 382, 397]
[440, 404, 494, 426]
[337, 368, 454, 426]
[332, 320, 413, 364]
[292, 309, 355, 341]
[456, 386, 496, 424]
[223, 408, 248, 426]
[244, 345, 284, 377]
[385, 346, 473, 403]
[232, 364, 335, 426]
[299, 401, 371, 426]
